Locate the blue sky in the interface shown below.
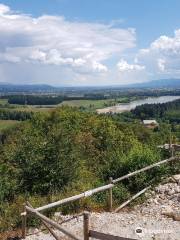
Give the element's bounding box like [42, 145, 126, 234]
[0, 0, 180, 86]
[3, 0, 180, 47]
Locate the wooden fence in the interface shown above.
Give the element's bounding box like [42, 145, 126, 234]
[21, 156, 179, 240]
[84, 212, 136, 240]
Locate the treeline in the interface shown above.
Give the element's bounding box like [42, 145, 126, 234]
[131, 99, 180, 122]
[0, 109, 33, 121]
[6, 94, 109, 105]
[7, 95, 64, 105]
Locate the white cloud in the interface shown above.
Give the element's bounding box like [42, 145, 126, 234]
[0, 4, 136, 84]
[0, 4, 10, 15]
[117, 59, 145, 72]
[157, 58, 166, 72]
[2, 3, 180, 85]
[92, 61, 108, 72]
[138, 29, 180, 77]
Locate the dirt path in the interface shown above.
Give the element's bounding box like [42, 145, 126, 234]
[26, 177, 180, 240]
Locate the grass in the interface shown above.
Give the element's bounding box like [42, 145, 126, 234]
[12, 106, 55, 112]
[0, 99, 8, 105]
[1, 105, 55, 112]
[60, 97, 130, 111]
[0, 120, 20, 131]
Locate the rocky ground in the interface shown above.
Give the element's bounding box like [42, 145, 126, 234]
[26, 175, 180, 240]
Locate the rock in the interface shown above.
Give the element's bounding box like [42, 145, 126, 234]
[167, 177, 177, 183]
[162, 206, 174, 218]
[173, 212, 180, 221]
[168, 195, 177, 200]
[159, 194, 165, 200]
[167, 189, 175, 196]
[175, 186, 180, 193]
[177, 194, 180, 202]
[172, 174, 180, 183]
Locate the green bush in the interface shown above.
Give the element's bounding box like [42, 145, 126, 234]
[0, 106, 179, 231]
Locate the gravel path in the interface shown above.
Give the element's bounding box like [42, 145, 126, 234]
[26, 176, 180, 240]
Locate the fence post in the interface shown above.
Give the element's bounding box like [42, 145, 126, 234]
[22, 203, 27, 239]
[83, 211, 89, 240]
[108, 177, 113, 212]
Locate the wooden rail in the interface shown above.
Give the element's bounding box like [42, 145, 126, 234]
[21, 156, 179, 239]
[113, 156, 177, 184]
[35, 184, 114, 212]
[34, 156, 178, 212]
[26, 205, 81, 240]
[114, 186, 150, 212]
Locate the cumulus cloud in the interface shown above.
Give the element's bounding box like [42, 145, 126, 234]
[0, 4, 137, 84]
[117, 59, 145, 72]
[138, 29, 180, 76]
[2, 3, 179, 85]
[157, 58, 166, 72]
[115, 59, 147, 84]
[0, 4, 10, 15]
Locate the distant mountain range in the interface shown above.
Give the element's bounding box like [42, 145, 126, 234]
[0, 79, 179, 92]
[0, 83, 56, 92]
[125, 79, 180, 88]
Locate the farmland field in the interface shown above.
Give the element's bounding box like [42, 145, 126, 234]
[0, 99, 8, 105]
[60, 97, 130, 110]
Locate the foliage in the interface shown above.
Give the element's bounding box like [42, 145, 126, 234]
[8, 95, 64, 105]
[0, 106, 179, 232]
[131, 99, 180, 122]
[0, 109, 33, 121]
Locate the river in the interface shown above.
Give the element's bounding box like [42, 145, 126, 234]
[96, 96, 180, 114]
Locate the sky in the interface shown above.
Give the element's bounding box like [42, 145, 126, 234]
[0, 0, 180, 86]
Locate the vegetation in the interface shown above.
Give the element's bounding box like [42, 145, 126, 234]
[7, 95, 64, 105]
[0, 105, 179, 232]
[2, 88, 180, 108]
[60, 97, 131, 111]
[0, 89, 179, 234]
[0, 109, 33, 121]
[0, 120, 19, 131]
[131, 99, 180, 123]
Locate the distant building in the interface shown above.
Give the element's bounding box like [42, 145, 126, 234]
[142, 120, 158, 129]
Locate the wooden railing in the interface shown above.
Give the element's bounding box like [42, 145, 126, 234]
[21, 156, 179, 240]
[84, 212, 136, 240]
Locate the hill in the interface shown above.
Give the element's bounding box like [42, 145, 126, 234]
[126, 79, 180, 88]
[0, 79, 179, 93]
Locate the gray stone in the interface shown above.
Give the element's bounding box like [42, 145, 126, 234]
[172, 174, 180, 183]
[173, 213, 180, 221]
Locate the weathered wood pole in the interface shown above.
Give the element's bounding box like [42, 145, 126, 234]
[83, 212, 89, 240]
[22, 203, 27, 239]
[26, 206, 80, 240]
[108, 177, 113, 212]
[114, 186, 150, 213]
[26, 201, 60, 240]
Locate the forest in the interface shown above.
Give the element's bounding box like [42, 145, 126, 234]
[131, 99, 180, 122]
[0, 103, 179, 232]
[7, 95, 64, 105]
